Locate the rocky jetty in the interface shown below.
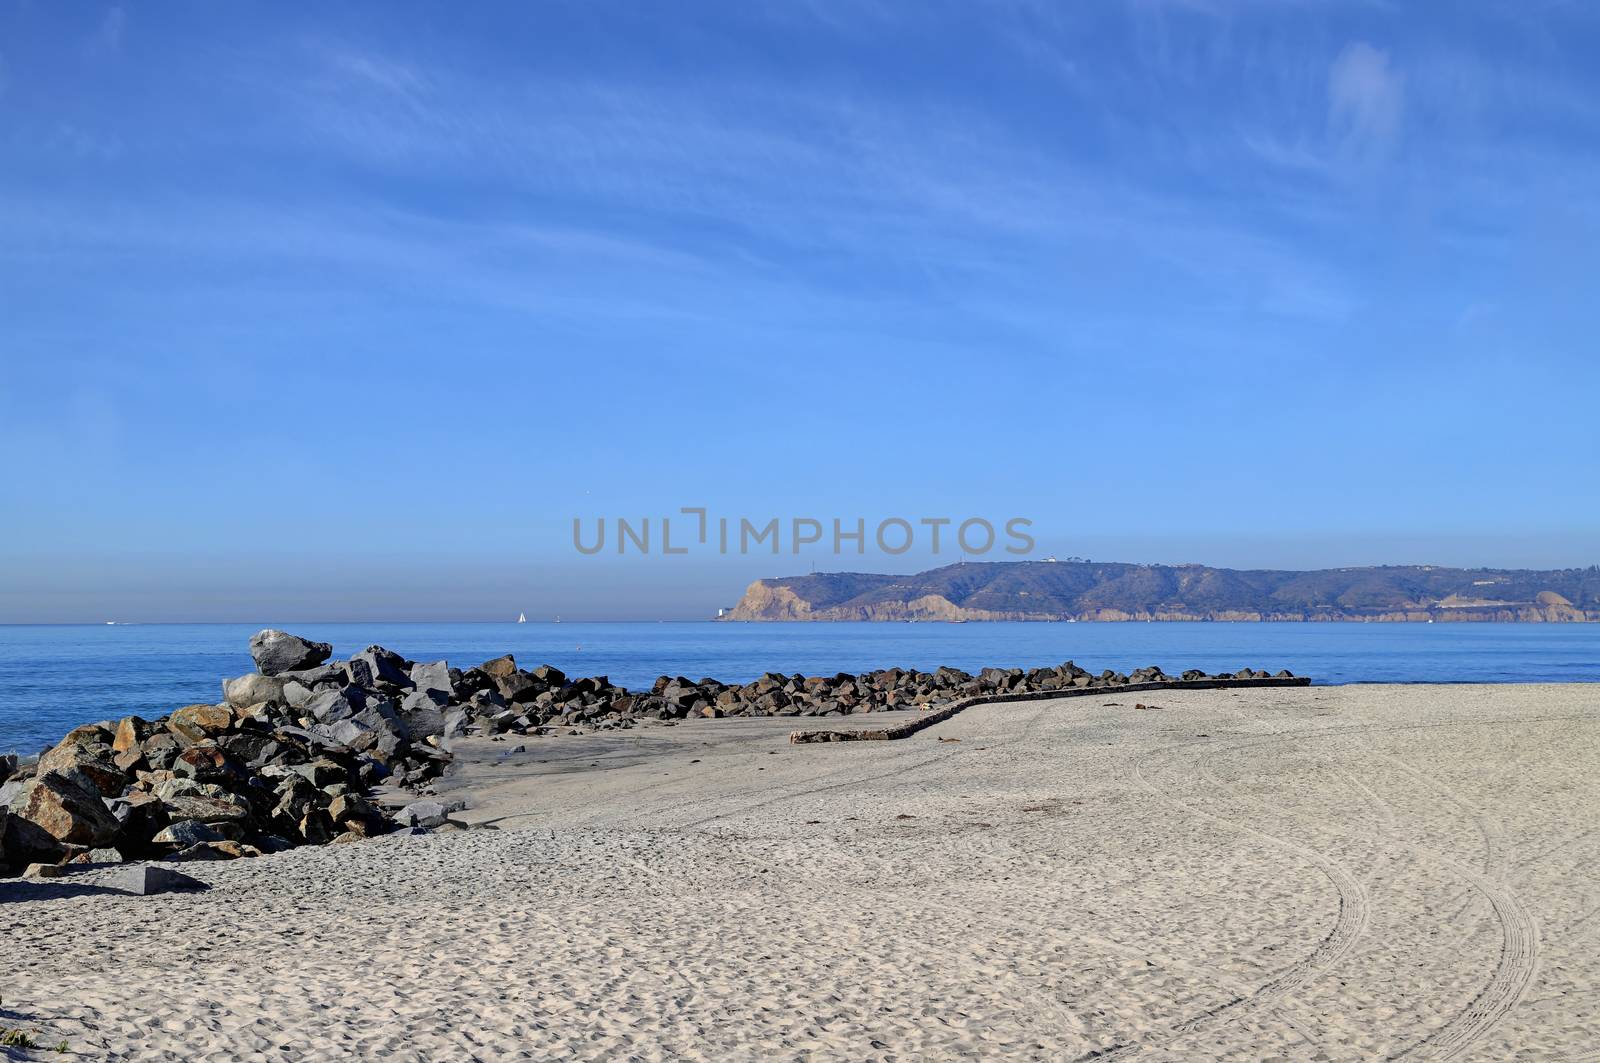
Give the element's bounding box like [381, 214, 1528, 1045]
[0, 629, 1299, 877]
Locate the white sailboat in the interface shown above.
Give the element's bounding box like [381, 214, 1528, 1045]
[517, 612, 527, 624]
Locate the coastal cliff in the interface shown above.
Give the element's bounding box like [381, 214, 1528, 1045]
[724, 561, 1600, 622]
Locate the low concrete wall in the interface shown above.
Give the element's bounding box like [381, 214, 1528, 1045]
[788, 675, 1313, 743]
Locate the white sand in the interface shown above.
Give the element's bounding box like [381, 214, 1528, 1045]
[3, 683, 1598, 1061]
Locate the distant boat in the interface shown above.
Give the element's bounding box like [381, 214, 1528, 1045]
[517, 612, 527, 624]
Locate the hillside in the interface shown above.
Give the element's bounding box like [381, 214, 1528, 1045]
[723, 561, 1600, 622]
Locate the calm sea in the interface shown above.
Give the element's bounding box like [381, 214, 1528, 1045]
[2, 621, 1598, 757]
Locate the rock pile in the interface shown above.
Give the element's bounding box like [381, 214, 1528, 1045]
[454, 658, 1298, 734]
[0, 628, 1298, 877]
[0, 630, 454, 875]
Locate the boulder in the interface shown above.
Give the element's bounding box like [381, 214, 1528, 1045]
[290, 758, 347, 789]
[2, 809, 66, 866]
[298, 808, 335, 845]
[249, 629, 334, 676]
[140, 733, 181, 771]
[328, 793, 384, 830]
[306, 686, 365, 724]
[495, 672, 540, 704]
[109, 864, 208, 895]
[167, 704, 233, 745]
[153, 820, 228, 847]
[160, 794, 251, 825]
[346, 646, 410, 688]
[396, 800, 449, 828]
[79, 846, 125, 864]
[222, 672, 286, 709]
[108, 791, 169, 848]
[276, 663, 344, 687]
[111, 716, 149, 754]
[13, 773, 120, 847]
[282, 680, 319, 710]
[479, 654, 517, 680]
[399, 689, 449, 738]
[173, 744, 245, 785]
[36, 742, 125, 798]
[410, 661, 459, 699]
[1, 752, 19, 785]
[58, 722, 114, 748]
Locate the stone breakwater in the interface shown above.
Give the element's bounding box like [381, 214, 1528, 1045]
[0, 628, 1301, 878]
[788, 674, 1313, 743]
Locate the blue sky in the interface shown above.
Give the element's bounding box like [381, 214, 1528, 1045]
[2, 1, 1598, 621]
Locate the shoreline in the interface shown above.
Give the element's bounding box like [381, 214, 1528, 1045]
[0, 630, 1301, 878]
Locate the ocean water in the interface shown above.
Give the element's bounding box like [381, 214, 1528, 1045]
[2, 621, 1598, 757]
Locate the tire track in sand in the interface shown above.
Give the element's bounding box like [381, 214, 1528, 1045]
[1364, 747, 1541, 1063]
[1078, 737, 1373, 1060]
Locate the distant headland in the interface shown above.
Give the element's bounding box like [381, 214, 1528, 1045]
[722, 560, 1600, 622]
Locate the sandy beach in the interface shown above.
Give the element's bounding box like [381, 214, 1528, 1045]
[4, 683, 1598, 1061]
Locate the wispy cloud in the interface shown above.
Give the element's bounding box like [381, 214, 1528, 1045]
[86, 6, 126, 58]
[1328, 41, 1404, 162]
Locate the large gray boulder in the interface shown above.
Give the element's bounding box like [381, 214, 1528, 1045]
[249, 630, 333, 676]
[222, 672, 286, 709]
[305, 686, 366, 724]
[399, 689, 449, 738]
[346, 646, 411, 689]
[410, 661, 460, 700]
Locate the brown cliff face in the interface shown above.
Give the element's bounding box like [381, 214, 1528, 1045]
[723, 561, 1600, 622]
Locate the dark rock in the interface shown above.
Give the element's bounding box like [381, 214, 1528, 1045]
[290, 758, 347, 789]
[173, 744, 246, 785]
[306, 686, 367, 723]
[250, 629, 334, 676]
[108, 792, 169, 850]
[494, 672, 540, 704]
[298, 809, 336, 845]
[140, 733, 181, 771]
[347, 646, 411, 688]
[399, 689, 449, 737]
[2, 809, 66, 866]
[328, 793, 384, 830]
[531, 664, 567, 686]
[0, 752, 16, 786]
